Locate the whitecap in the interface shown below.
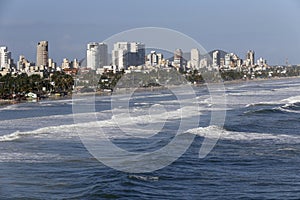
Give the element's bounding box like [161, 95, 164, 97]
[128, 175, 159, 181]
[245, 101, 280, 108]
[281, 95, 300, 104]
[0, 152, 65, 163]
[277, 106, 300, 114]
[186, 125, 300, 143]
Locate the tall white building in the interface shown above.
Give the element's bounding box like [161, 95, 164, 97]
[190, 48, 200, 68]
[0, 46, 12, 70]
[112, 42, 130, 69]
[112, 42, 145, 69]
[146, 51, 163, 66]
[87, 42, 108, 70]
[246, 50, 255, 66]
[212, 50, 220, 67]
[225, 53, 232, 67]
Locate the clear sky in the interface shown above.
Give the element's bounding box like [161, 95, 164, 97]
[0, 0, 300, 65]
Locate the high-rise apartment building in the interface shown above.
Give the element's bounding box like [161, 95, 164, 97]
[212, 50, 220, 67]
[173, 48, 183, 69]
[112, 42, 145, 69]
[246, 50, 255, 66]
[146, 51, 163, 66]
[112, 42, 130, 69]
[225, 53, 232, 67]
[36, 41, 48, 67]
[129, 42, 145, 67]
[86, 42, 108, 70]
[190, 48, 200, 68]
[0, 46, 12, 70]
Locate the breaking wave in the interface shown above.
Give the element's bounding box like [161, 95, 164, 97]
[187, 125, 300, 143]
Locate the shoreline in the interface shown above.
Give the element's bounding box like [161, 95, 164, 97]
[211, 75, 300, 87]
[0, 94, 73, 108]
[1, 75, 300, 107]
[0, 99, 19, 107]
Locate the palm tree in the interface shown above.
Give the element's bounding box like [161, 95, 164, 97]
[51, 71, 74, 93]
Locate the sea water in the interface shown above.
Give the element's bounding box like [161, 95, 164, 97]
[0, 78, 300, 199]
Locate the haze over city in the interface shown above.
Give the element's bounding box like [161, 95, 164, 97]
[0, 0, 300, 65]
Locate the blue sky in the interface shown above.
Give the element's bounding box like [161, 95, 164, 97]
[0, 0, 300, 65]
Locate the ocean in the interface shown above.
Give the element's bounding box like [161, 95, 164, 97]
[1, 77, 300, 199]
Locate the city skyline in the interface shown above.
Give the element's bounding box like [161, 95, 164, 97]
[0, 39, 287, 75]
[0, 39, 286, 83]
[0, 40, 270, 69]
[0, 0, 300, 65]
[2, 39, 299, 102]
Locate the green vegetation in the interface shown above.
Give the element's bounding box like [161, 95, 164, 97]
[220, 70, 244, 81]
[51, 72, 74, 93]
[1, 65, 300, 100]
[0, 72, 74, 100]
[98, 70, 124, 90]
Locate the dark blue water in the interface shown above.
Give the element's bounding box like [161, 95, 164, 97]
[1, 78, 300, 199]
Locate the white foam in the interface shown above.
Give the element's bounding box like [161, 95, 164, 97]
[228, 89, 274, 96]
[0, 124, 77, 142]
[245, 101, 280, 108]
[0, 104, 202, 142]
[277, 106, 300, 114]
[0, 152, 65, 163]
[0, 104, 17, 110]
[0, 104, 32, 111]
[0, 131, 23, 141]
[281, 95, 300, 104]
[128, 175, 159, 181]
[187, 125, 300, 143]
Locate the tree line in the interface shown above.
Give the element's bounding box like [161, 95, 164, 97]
[0, 72, 74, 100]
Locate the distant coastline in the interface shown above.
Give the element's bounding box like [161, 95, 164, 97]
[1, 75, 299, 108]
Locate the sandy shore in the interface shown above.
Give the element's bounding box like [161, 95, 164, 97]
[0, 99, 18, 106]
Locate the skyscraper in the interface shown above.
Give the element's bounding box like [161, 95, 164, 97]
[99, 43, 108, 68]
[0, 46, 12, 70]
[36, 41, 48, 67]
[225, 53, 232, 67]
[146, 51, 163, 66]
[246, 50, 255, 66]
[212, 50, 220, 67]
[190, 48, 200, 68]
[129, 42, 145, 67]
[112, 42, 130, 69]
[87, 42, 108, 70]
[112, 42, 145, 69]
[173, 48, 183, 69]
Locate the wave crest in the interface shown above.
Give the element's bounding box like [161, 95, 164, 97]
[187, 126, 300, 143]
